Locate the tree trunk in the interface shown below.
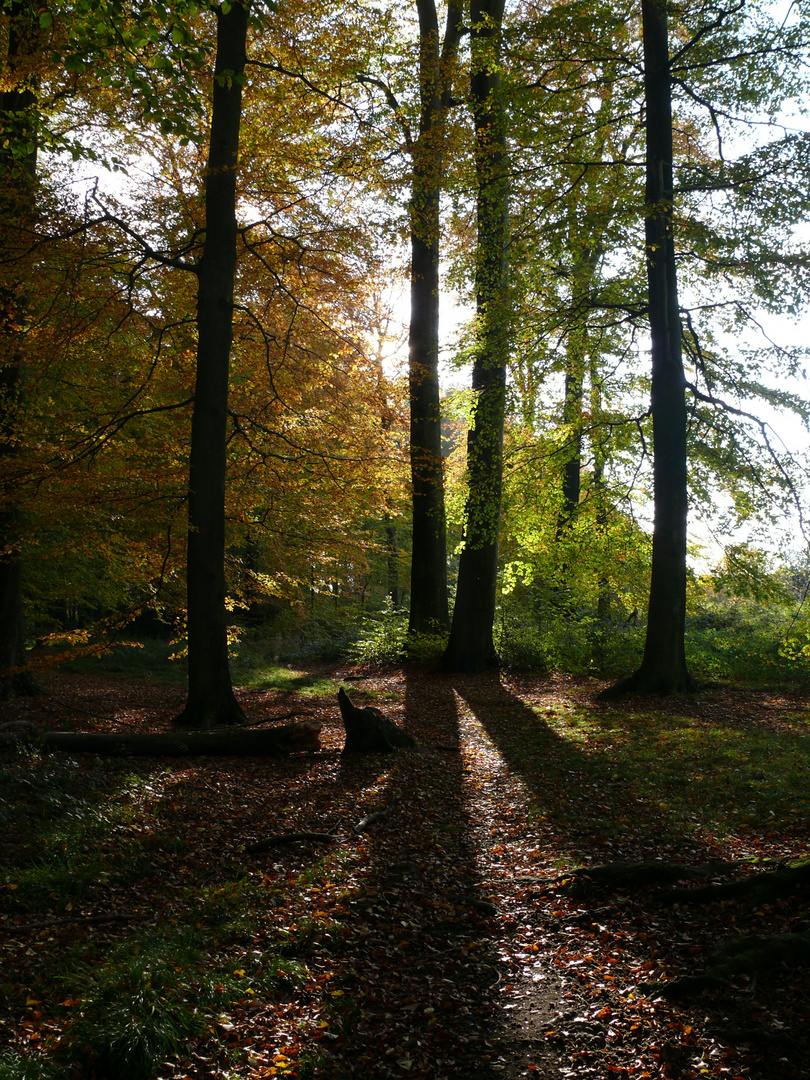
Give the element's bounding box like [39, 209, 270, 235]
[385, 517, 401, 608]
[441, 0, 509, 673]
[1, 720, 322, 756]
[556, 239, 602, 539]
[407, 0, 463, 636]
[0, 1, 39, 700]
[174, 1, 249, 728]
[558, 363, 583, 530]
[604, 0, 696, 696]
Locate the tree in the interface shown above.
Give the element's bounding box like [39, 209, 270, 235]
[500, 0, 810, 679]
[604, 0, 810, 693]
[0, 0, 42, 698]
[488, 3, 651, 637]
[173, 0, 250, 728]
[441, 0, 509, 672]
[607, 0, 696, 694]
[406, 0, 464, 635]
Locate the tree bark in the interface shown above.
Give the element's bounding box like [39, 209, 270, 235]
[603, 0, 696, 696]
[173, 1, 249, 728]
[0, 0, 40, 700]
[407, 0, 463, 636]
[441, 0, 509, 673]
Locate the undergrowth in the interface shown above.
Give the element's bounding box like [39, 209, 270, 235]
[0, 750, 303, 1080]
[24, 575, 810, 690]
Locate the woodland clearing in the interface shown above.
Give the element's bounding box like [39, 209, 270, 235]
[1, 663, 809, 1080]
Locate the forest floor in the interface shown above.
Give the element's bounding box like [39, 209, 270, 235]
[1, 663, 810, 1080]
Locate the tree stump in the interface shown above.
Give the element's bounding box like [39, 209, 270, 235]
[337, 688, 416, 754]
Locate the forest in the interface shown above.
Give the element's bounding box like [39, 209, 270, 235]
[2, 0, 810, 1078]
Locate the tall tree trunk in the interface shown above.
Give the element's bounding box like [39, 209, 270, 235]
[604, 0, 695, 696]
[590, 369, 611, 624]
[174, 1, 249, 728]
[441, 0, 509, 673]
[0, 0, 39, 699]
[558, 362, 584, 530]
[555, 238, 602, 539]
[407, 0, 463, 635]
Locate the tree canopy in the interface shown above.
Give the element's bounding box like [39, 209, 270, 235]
[1, 0, 810, 700]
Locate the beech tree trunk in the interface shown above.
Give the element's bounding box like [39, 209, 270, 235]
[174, 1, 249, 728]
[441, 0, 509, 673]
[605, 0, 696, 695]
[0, 1, 39, 700]
[407, 0, 463, 636]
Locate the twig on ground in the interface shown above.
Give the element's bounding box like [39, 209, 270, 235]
[354, 803, 398, 834]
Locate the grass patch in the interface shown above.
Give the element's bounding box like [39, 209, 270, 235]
[535, 704, 810, 841]
[47, 917, 301, 1080]
[1, 753, 169, 912]
[233, 659, 339, 697]
[0, 751, 304, 1080]
[0, 1050, 63, 1080]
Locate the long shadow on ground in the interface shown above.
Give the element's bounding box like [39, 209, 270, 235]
[293, 669, 510, 1078]
[450, 671, 810, 1080]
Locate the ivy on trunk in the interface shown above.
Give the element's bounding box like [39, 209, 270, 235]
[441, 0, 509, 673]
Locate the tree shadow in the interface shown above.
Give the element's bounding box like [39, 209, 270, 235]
[444, 670, 810, 1078]
[295, 667, 513, 1076]
[453, 672, 737, 859]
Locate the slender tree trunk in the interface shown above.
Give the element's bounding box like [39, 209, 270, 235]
[556, 240, 601, 538]
[441, 0, 509, 672]
[590, 370, 611, 624]
[604, 0, 695, 696]
[558, 363, 584, 528]
[407, 0, 463, 635]
[174, 1, 249, 728]
[0, 0, 39, 699]
[385, 518, 401, 608]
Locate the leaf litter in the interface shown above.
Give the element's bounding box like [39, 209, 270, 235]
[1, 665, 809, 1078]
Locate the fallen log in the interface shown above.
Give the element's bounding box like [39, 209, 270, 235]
[0, 719, 323, 757]
[337, 688, 416, 754]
